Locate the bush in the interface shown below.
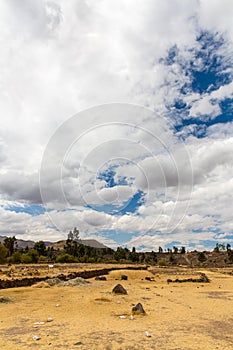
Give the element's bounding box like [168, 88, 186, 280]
[119, 259, 126, 264]
[0, 244, 9, 264]
[10, 252, 21, 264]
[158, 259, 166, 267]
[27, 249, 39, 263]
[56, 254, 76, 263]
[38, 255, 48, 263]
[20, 253, 33, 264]
[198, 252, 207, 262]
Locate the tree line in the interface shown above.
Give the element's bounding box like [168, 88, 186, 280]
[0, 229, 233, 265]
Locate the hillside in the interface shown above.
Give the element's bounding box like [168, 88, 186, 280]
[49, 239, 109, 250]
[0, 236, 109, 250]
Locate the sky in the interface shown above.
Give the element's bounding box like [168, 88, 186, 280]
[1, 0, 233, 251]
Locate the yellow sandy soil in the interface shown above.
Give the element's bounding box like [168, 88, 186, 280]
[0, 266, 233, 350]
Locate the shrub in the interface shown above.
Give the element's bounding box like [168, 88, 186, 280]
[158, 259, 166, 267]
[10, 252, 21, 264]
[38, 255, 47, 263]
[20, 253, 33, 264]
[119, 259, 126, 264]
[0, 244, 9, 264]
[198, 252, 207, 262]
[27, 249, 39, 263]
[56, 253, 76, 263]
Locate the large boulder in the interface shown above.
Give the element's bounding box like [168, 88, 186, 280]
[132, 303, 146, 314]
[112, 284, 127, 294]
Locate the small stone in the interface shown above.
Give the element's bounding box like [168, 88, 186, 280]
[95, 276, 107, 281]
[56, 304, 60, 307]
[112, 284, 127, 295]
[145, 331, 151, 337]
[129, 315, 134, 320]
[34, 322, 45, 325]
[33, 335, 40, 341]
[145, 277, 154, 281]
[74, 341, 83, 346]
[121, 275, 128, 280]
[47, 317, 53, 322]
[132, 303, 146, 315]
[119, 315, 126, 319]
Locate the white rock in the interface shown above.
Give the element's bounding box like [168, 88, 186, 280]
[56, 304, 60, 307]
[33, 336, 40, 341]
[47, 317, 53, 322]
[33, 322, 45, 325]
[119, 315, 126, 319]
[145, 331, 151, 337]
[129, 315, 134, 320]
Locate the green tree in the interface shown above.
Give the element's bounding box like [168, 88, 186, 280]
[3, 236, 17, 256]
[214, 243, 220, 252]
[227, 249, 233, 264]
[0, 243, 9, 264]
[68, 227, 80, 242]
[173, 246, 178, 254]
[27, 249, 39, 263]
[214, 243, 225, 252]
[180, 246, 186, 254]
[198, 252, 207, 262]
[33, 241, 46, 256]
[158, 246, 163, 253]
[56, 253, 76, 263]
[20, 253, 33, 264]
[114, 247, 126, 261]
[10, 251, 21, 264]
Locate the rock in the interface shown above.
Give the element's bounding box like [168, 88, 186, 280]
[95, 276, 107, 281]
[34, 322, 45, 325]
[132, 303, 146, 315]
[74, 342, 83, 346]
[112, 284, 127, 295]
[62, 277, 90, 287]
[47, 277, 90, 287]
[119, 315, 126, 319]
[121, 275, 128, 280]
[145, 331, 151, 337]
[145, 277, 154, 281]
[167, 279, 172, 283]
[47, 317, 53, 322]
[33, 335, 40, 341]
[46, 277, 62, 287]
[200, 273, 210, 283]
[0, 296, 13, 303]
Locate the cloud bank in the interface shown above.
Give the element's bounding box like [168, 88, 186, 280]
[0, 0, 233, 250]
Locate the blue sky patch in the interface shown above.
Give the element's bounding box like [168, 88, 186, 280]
[5, 204, 46, 216]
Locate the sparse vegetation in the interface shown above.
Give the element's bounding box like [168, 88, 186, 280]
[0, 244, 8, 264]
[0, 231, 232, 267]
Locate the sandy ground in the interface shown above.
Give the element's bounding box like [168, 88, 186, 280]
[0, 266, 233, 350]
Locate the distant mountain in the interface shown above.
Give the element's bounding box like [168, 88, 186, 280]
[0, 236, 109, 250]
[81, 239, 109, 249]
[0, 235, 35, 249]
